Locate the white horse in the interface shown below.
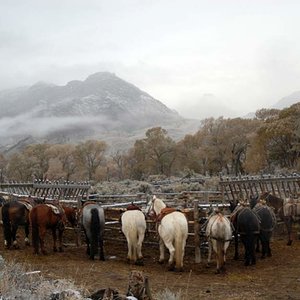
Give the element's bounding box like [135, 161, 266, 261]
[146, 195, 188, 271]
[205, 210, 233, 273]
[121, 209, 146, 265]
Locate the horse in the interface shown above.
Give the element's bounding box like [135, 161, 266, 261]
[230, 201, 260, 266]
[81, 201, 105, 260]
[1, 199, 32, 249]
[61, 205, 78, 227]
[145, 195, 188, 272]
[30, 203, 67, 255]
[121, 205, 146, 265]
[205, 210, 233, 274]
[252, 201, 276, 258]
[254, 192, 299, 246]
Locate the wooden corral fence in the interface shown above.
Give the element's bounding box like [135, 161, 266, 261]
[0, 181, 90, 202]
[219, 174, 300, 202]
[3, 175, 299, 263]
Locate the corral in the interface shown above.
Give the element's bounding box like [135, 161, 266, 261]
[1, 176, 300, 299]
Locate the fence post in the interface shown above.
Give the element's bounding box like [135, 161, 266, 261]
[193, 199, 201, 263]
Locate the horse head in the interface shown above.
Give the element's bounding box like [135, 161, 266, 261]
[145, 195, 166, 219]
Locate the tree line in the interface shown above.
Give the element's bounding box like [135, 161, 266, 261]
[0, 103, 299, 183]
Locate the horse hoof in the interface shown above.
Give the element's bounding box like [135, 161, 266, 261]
[287, 241, 292, 246]
[58, 248, 64, 253]
[206, 263, 210, 268]
[158, 260, 164, 265]
[168, 264, 175, 271]
[53, 248, 57, 252]
[135, 259, 144, 266]
[175, 267, 184, 272]
[100, 256, 105, 261]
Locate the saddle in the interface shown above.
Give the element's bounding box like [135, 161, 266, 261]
[126, 204, 142, 211]
[156, 207, 177, 223]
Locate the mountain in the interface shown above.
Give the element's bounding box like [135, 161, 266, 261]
[0, 72, 200, 153]
[272, 91, 300, 109]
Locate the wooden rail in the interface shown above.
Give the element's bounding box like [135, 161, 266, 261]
[220, 174, 300, 202]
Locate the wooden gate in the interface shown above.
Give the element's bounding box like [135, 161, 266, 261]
[219, 174, 300, 202]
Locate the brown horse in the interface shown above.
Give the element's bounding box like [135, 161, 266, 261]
[30, 203, 67, 255]
[259, 192, 300, 245]
[1, 199, 32, 249]
[61, 205, 78, 227]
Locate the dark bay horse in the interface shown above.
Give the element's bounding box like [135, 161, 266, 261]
[81, 202, 105, 260]
[1, 199, 32, 249]
[30, 203, 67, 255]
[231, 202, 260, 266]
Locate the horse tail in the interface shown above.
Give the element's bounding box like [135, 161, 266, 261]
[30, 208, 39, 254]
[129, 224, 138, 261]
[175, 226, 186, 270]
[2, 204, 12, 247]
[90, 208, 100, 258]
[217, 239, 225, 269]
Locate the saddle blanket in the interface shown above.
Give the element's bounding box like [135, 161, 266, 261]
[19, 200, 33, 211]
[46, 204, 61, 215]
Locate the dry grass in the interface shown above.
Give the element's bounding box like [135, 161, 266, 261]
[0, 257, 86, 300]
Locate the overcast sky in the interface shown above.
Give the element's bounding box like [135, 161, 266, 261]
[1, 0, 300, 119]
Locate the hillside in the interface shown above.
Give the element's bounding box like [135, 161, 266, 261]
[0, 72, 200, 153]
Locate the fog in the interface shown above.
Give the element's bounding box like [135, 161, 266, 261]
[1, 1, 300, 120]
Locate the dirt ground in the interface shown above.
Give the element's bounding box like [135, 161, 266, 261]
[1, 225, 300, 300]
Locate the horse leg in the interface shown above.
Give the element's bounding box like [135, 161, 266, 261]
[158, 238, 165, 264]
[39, 227, 47, 255]
[241, 235, 250, 266]
[58, 229, 64, 252]
[256, 238, 260, 253]
[234, 231, 239, 260]
[11, 222, 20, 249]
[52, 228, 58, 252]
[99, 235, 105, 261]
[286, 218, 293, 246]
[24, 222, 30, 246]
[125, 236, 132, 263]
[250, 235, 257, 265]
[135, 232, 145, 266]
[207, 239, 212, 268]
[164, 240, 176, 271]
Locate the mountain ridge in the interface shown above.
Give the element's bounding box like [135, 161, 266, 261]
[0, 72, 199, 154]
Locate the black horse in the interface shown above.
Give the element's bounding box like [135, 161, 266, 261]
[2, 199, 32, 249]
[231, 202, 260, 266]
[251, 192, 299, 246]
[252, 202, 276, 258]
